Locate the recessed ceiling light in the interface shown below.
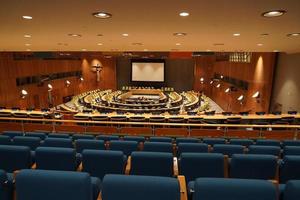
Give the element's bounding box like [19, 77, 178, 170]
[175, 43, 181, 46]
[25, 43, 31, 46]
[261, 33, 269, 36]
[24, 34, 31, 38]
[233, 33, 241, 36]
[287, 33, 300, 37]
[68, 34, 82, 37]
[179, 12, 189, 17]
[81, 49, 87, 51]
[26, 49, 31, 51]
[22, 15, 32, 20]
[132, 42, 143, 45]
[97, 34, 103, 36]
[173, 32, 187, 37]
[92, 12, 112, 19]
[262, 10, 286, 18]
[97, 43, 103, 46]
[122, 33, 129, 37]
[257, 43, 263, 46]
[214, 43, 224, 46]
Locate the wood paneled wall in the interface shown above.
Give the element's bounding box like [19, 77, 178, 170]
[0, 53, 116, 109]
[194, 53, 276, 113]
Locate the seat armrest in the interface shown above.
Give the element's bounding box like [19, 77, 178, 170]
[177, 175, 188, 200]
[173, 157, 179, 176]
[125, 156, 131, 175]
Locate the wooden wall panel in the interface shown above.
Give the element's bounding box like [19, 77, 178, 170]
[0, 52, 116, 109]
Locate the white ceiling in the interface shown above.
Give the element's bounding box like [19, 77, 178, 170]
[0, 0, 300, 53]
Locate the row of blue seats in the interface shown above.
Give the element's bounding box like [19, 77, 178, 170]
[1, 135, 300, 157]
[1, 144, 300, 184]
[1, 169, 299, 200]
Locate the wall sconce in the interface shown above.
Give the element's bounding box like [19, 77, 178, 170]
[225, 87, 230, 93]
[237, 95, 244, 104]
[220, 75, 224, 79]
[79, 77, 84, 82]
[200, 77, 204, 84]
[252, 91, 260, 103]
[65, 80, 71, 87]
[20, 89, 28, 99]
[47, 84, 53, 91]
[216, 83, 221, 88]
[210, 80, 213, 84]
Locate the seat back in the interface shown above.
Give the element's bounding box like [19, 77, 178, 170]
[102, 174, 180, 200]
[0, 170, 13, 200]
[248, 145, 281, 156]
[283, 146, 300, 156]
[123, 136, 145, 143]
[13, 136, 41, 150]
[130, 152, 173, 177]
[109, 141, 138, 156]
[35, 147, 77, 171]
[96, 135, 119, 141]
[143, 142, 173, 153]
[203, 138, 226, 146]
[176, 137, 200, 144]
[229, 139, 254, 147]
[0, 145, 31, 172]
[47, 133, 70, 138]
[72, 134, 94, 140]
[230, 154, 277, 180]
[149, 137, 172, 143]
[25, 132, 47, 140]
[42, 138, 73, 148]
[0, 135, 11, 145]
[177, 143, 208, 156]
[280, 156, 300, 183]
[193, 178, 276, 200]
[82, 150, 126, 179]
[75, 139, 105, 153]
[2, 131, 23, 139]
[282, 140, 300, 147]
[16, 169, 93, 200]
[179, 153, 225, 183]
[212, 144, 244, 157]
[256, 139, 281, 147]
[283, 180, 300, 200]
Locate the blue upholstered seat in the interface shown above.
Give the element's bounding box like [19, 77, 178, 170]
[229, 138, 254, 146]
[282, 140, 300, 147]
[72, 134, 95, 140]
[248, 145, 281, 156]
[283, 180, 300, 200]
[0, 135, 11, 145]
[193, 178, 277, 200]
[149, 136, 173, 143]
[212, 144, 244, 157]
[283, 146, 300, 156]
[82, 150, 126, 179]
[102, 174, 180, 200]
[130, 151, 174, 177]
[109, 140, 138, 156]
[179, 153, 225, 183]
[203, 138, 226, 146]
[256, 139, 281, 147]
[35, 147, 78, 171]
[123, 136, 145, 143]
[176, 137, 200, 144]
[280, 156, 300, 184]
[230, 154, 278, 180]
[96, 135, 119, 141]
[42, 138, 73, 148]
[47, 133, 71, 139]
[0, 145, 32, 172]
[75, 139, 105, 153]
[25, 132, 47, 140]
[0, 170, 13, 200]
[2, 131, 23, 139]
[143, 142, 173, 153]
[177, 143, 208, 155]
[16, 169, 101, 200]
[13, 136, 41, 150]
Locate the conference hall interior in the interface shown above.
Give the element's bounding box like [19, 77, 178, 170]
[0, 1, 300, 200]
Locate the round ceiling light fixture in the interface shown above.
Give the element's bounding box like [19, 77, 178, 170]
[179, 12, 189, 17]
[22, 15, 33, 20]
[93, 12, 112, 19]
[262, 10, 286, 17]
[68, 33, 82, 37]
[173, 32, 187, 37]
[287, 33, 300, 37]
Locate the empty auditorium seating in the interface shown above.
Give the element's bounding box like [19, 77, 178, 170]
[143, 142, 173, 153]
[279, 156, 300, 184]
[96, 135, 119, 141]
[47, 133, 71, 138]
[101, 174, 180, 200]
[82, 150, 126, 179]
[2, 131, 23, 139]
[193, 178, 277, 200]
[75, 139, 105, 153]
[282, 140, 300, 147]
[229, 138, 254, 146]
[16, 169, 101, 200]
[123, 136, 145, 143]
[176, 137, 200, 144]
[283, 180, 300, 200]
[256, 139, 281, 147]
[248, 145, 281, 156]
[35, 147, 78, 171]
[202, 138, 226, 146]
[12, 136, 41, 150]
[72, 134, 95, 140]
[177, 143, 208, 155]
[24, 132, 47, 140]
[130, 151, 174, 177]
[42, 138, 73, 148]
[109, 140, 138, 156]
[149, 136, 173, 143]
[230, 154, 278, 180]
[0, 170, 13, 200]
[212, 144, 245, 157]
[283, 146, 300, 156]
[0, 135, 11, 145]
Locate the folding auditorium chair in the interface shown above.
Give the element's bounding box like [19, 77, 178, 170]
[82, 150, 127, 179]
[202, 138, 226, 146]
[282, 140, 300, 147]
[24, 132, 47, 140]
[283, 180, 300, 200]
[230, 154, 278, 180]
[283, 146, 300, 156]
[248, 145, 281, 156]
[179, 153, 226, 192]
[0, 170, 13, 200]
[41, 138, 73, 148]
[0, 145, 32, 173]
[35, 147, 79, 171]
[149, 136, 173, 143]
[192, 178, 277, 200]
[176, 137, 200, 144]
[143, 142, 173, 153]
[2, 131, 23, 139]
[229, 138, 254, 147]
[279, 156, 300, 184]
[123, 136, 145, 143]
[109, 140, 138, 156]
[12, 136, 41, 151]
[0, 135, 11, 145]
[16, 169, 101, 200]
[101, 174, 183, 200]
[75, 139, 105, 153]
[255, 139, 281, 147]
[177, 143, 208, 156]
[129, 151, 174, 177]
[212, 144, 245, 157]
[72, 134, 95, 140]
[96, 135, 119, 142]
[47, 133, 71, 139]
